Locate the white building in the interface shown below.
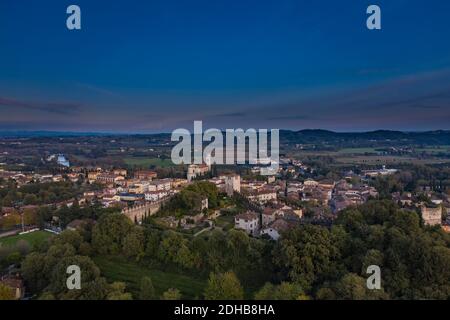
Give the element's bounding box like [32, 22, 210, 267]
[247, 189, 277, 204]
[145, 190, 169, 202]
[235, 211, 259, 236]
[261, 219, 291, 240]
[148, 179, 172, 192]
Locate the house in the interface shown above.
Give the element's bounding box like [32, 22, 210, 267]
[246, 188, 277, 204]
[144, 191, 169, 202]
[421, 205, 442, 226]
[87, 171, 100, 183]
[187, 164, 210, 181]
[235, 211, 259, 236]
[148, 179, 172, 192]
[262, 207, 283, 226]
[135, 170, 157, 180]
[113, 169, 127, 177]
[261, 218, 292, 240]
[171, 178, 188, 188]
[119, 193, 145, 202]
[96, 173, 125, 185]
[303, 179, 319, 187]
[127, 183, 147, 194]
[399, 193, 413, 206]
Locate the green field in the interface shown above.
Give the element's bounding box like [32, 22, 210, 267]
[0, 230, 54, 248]
[93, 256, 206, 299]
[124, 157, 176, 168]
[335, 155, 450, 165]
[414, 146, 450, 154]
[337, 148, 378, 154]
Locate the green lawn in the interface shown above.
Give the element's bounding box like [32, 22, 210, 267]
[0, 230, 54, 248]
[93, 256, 207, 299]
[124, 157, 176, 168]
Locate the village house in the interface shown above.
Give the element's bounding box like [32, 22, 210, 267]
[119, 193, 145, 202]
[246, 188, 277, 204]
[235, 211, 259, 236]
[421, 205, 442, 226]
[148, 179, 172, 192]
[87, 171, 100, 183]
[187, 164, 210, 182]
[96, 173, 125, 185]
[171, 178, 188, 189]
[144, 190, 169, 202]
[128, 182, 150, 194]
[113, 169, 127, 177]
[262, 207, 283, 226]
[240, 180, 267, 191]
[261, 218, 293, 240]
[303, 179, 319, 187]
[135, 170, 158, 180]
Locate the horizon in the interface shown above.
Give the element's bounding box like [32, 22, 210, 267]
[1, 127, 450, 137]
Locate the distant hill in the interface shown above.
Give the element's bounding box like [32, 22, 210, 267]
[1, 129, 449, 146]
[280, 129, 450, 146]
[0, 131, 112, 138]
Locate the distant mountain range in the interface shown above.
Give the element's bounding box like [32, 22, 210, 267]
[279, 129, 450, 145]
[1, 129, 449, 145]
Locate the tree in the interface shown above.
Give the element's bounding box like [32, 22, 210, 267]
[47, 255, 101, 297]
[333, 273, 368, 300]
[24, 194, 38, 205]
[123, 226, 145, 260]
[273, 224, 342, 290]
[21, 252, 48, 292]
[107, 282, 132, 300]
[38, 292, 56, 300]
[161, 288, 181, 300]
[254, 282, 306, 300]
[204, 272, 244, 300]
[0, 283, 15, 300]
[92, 213, 133, 255]
[139, 276, 155, 300]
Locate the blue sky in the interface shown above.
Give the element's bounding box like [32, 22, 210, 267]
[0, 0, 450, 132]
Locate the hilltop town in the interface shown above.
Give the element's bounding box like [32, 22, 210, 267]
[0, 132, 450, 300]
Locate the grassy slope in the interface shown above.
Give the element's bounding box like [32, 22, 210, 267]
[93, 256, 207, 299]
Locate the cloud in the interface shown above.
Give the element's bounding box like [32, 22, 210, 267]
[0, 96, 82, 115]
[267, 115, 311, 121]
[408, 104, 442, 110]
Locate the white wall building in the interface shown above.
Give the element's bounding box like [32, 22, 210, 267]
[235, 211, 259, 236]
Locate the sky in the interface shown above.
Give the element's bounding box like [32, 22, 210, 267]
[0, 0, 450, 133]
